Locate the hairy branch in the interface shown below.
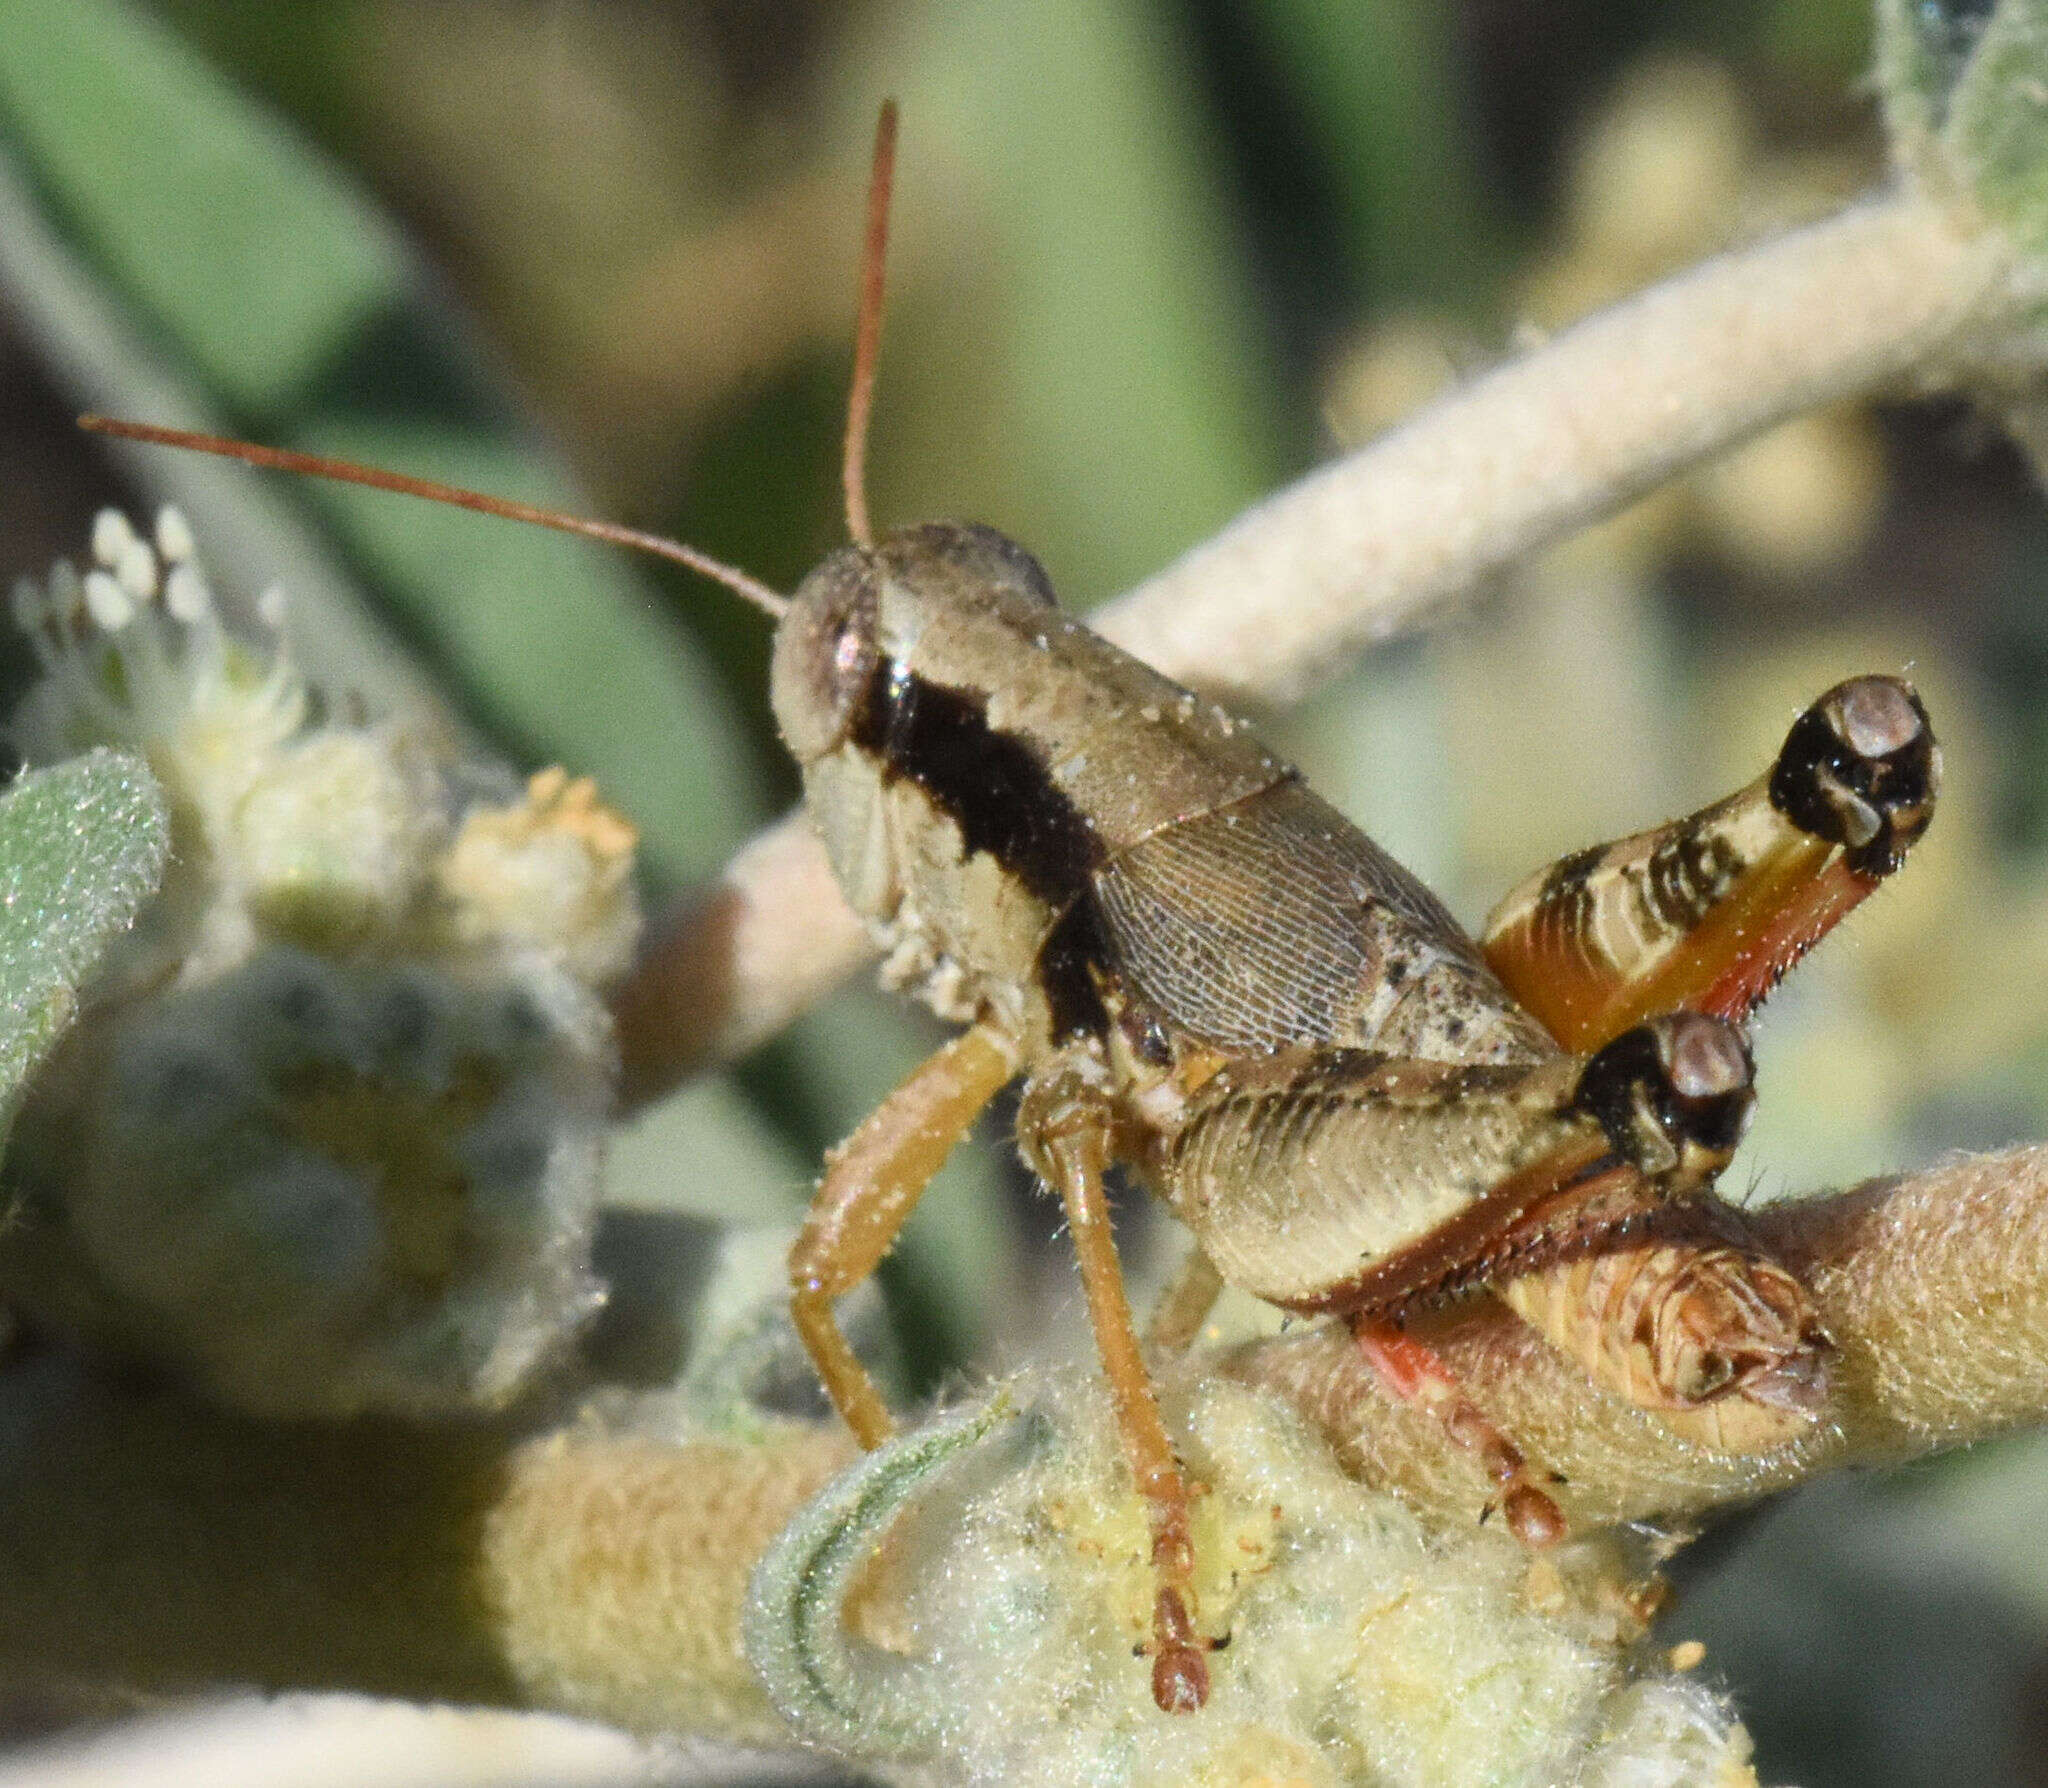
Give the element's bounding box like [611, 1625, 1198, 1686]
[0, 1342, 853, 1743]
[0, 1148, 2042, 1743]
[1229, 1146, 2048, 1532]
[619, 183, 2026, 1097]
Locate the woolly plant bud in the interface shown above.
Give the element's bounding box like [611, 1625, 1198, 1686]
[437, 767, 641, 985]
[1876, 0, 2048, 262]
[233, 728, 446, 949]
[32, 944, 612, 1416]
[1, 512, 638, 1416]
[744, 1375, 1756, 1788]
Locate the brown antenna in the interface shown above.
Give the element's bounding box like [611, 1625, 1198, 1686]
[76, 416, 791, 622]
[841, 99, 898, 551]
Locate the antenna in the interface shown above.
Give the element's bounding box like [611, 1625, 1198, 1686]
[77, 99, 913, 617]
[75, 416, 791, 623]
[841, 99, 898, 551]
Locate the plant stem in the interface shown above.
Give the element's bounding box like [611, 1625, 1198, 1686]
[1226, 1145, 2048, 1531]
[4, 1150, 2044, 1738]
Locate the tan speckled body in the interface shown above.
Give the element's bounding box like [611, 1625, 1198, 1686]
[770, 519, 1926, 1705]
[771, 524, 1797, 1332]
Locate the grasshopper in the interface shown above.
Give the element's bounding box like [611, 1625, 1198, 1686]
[85, 104, 1939, 1715]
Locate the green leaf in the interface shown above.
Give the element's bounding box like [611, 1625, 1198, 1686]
[890, 0, 1288, 606]
[1760, 0, 1874, 87]
[0, 750, 168, 1112]
[1876, 0, 1996, 136]
[0, 0, 400, 418]
[1877, 0, 2048, 258]
[1944, 2, 2048, 258]
[1244, 0, 1502, 307]
[743, 1393, 1015, 1753]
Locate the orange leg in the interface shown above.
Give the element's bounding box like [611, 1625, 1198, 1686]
[1352, 1316, 1569, 1547]
[790, 1021, 1017, 1448]
[1020, 1062, 1209, 1715]
[1482, 675, 1937, 1052]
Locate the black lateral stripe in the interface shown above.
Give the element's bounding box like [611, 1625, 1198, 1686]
[851, 657, 1113, 1037]
[853, 658, 1104, 904]
[1533, 843, 1602, 955]
[1038, 898, 1114, 1040]
[1541, 844, 1605, 901]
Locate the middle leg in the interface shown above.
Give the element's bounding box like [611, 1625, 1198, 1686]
[1020, 1057, 1211, 1715]
[1145, 1245, 1225, 1354]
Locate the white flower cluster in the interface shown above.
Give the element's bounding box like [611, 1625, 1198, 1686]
[747, 1375, 1760, 1788]
[4, 510, 642, 1417]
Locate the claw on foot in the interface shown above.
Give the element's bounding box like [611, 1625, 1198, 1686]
[1150, 1587, 1210, 1713]
[1501, 1482, 1569, 1548]
[1354, 1314, 1574, 1551]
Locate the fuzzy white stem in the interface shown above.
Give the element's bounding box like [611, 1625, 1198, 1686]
[1227, 1147, 2048, 1532]
[613, 814, 864, 1102]
[1100, 186, 2017, 699]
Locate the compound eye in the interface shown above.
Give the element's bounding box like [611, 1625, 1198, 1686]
[771, 548, 880, 763]
[1656, 1012, 1755, 1157]
[1662, 1011, 1750, 1107]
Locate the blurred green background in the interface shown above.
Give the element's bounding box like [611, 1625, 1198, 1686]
[3, 1, 2048, 1782]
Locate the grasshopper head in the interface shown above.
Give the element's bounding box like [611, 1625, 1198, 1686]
[770, 523, 1056, 766]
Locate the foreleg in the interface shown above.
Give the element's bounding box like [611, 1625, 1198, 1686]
[789, 1021, 1017, 1448]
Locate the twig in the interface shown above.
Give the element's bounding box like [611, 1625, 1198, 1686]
[2, 1149, 2043, 1740]
[1096, 187, 2017, 697]
[1227, 1146, 2048, 1532]
[616, 183, 2026, 1097]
